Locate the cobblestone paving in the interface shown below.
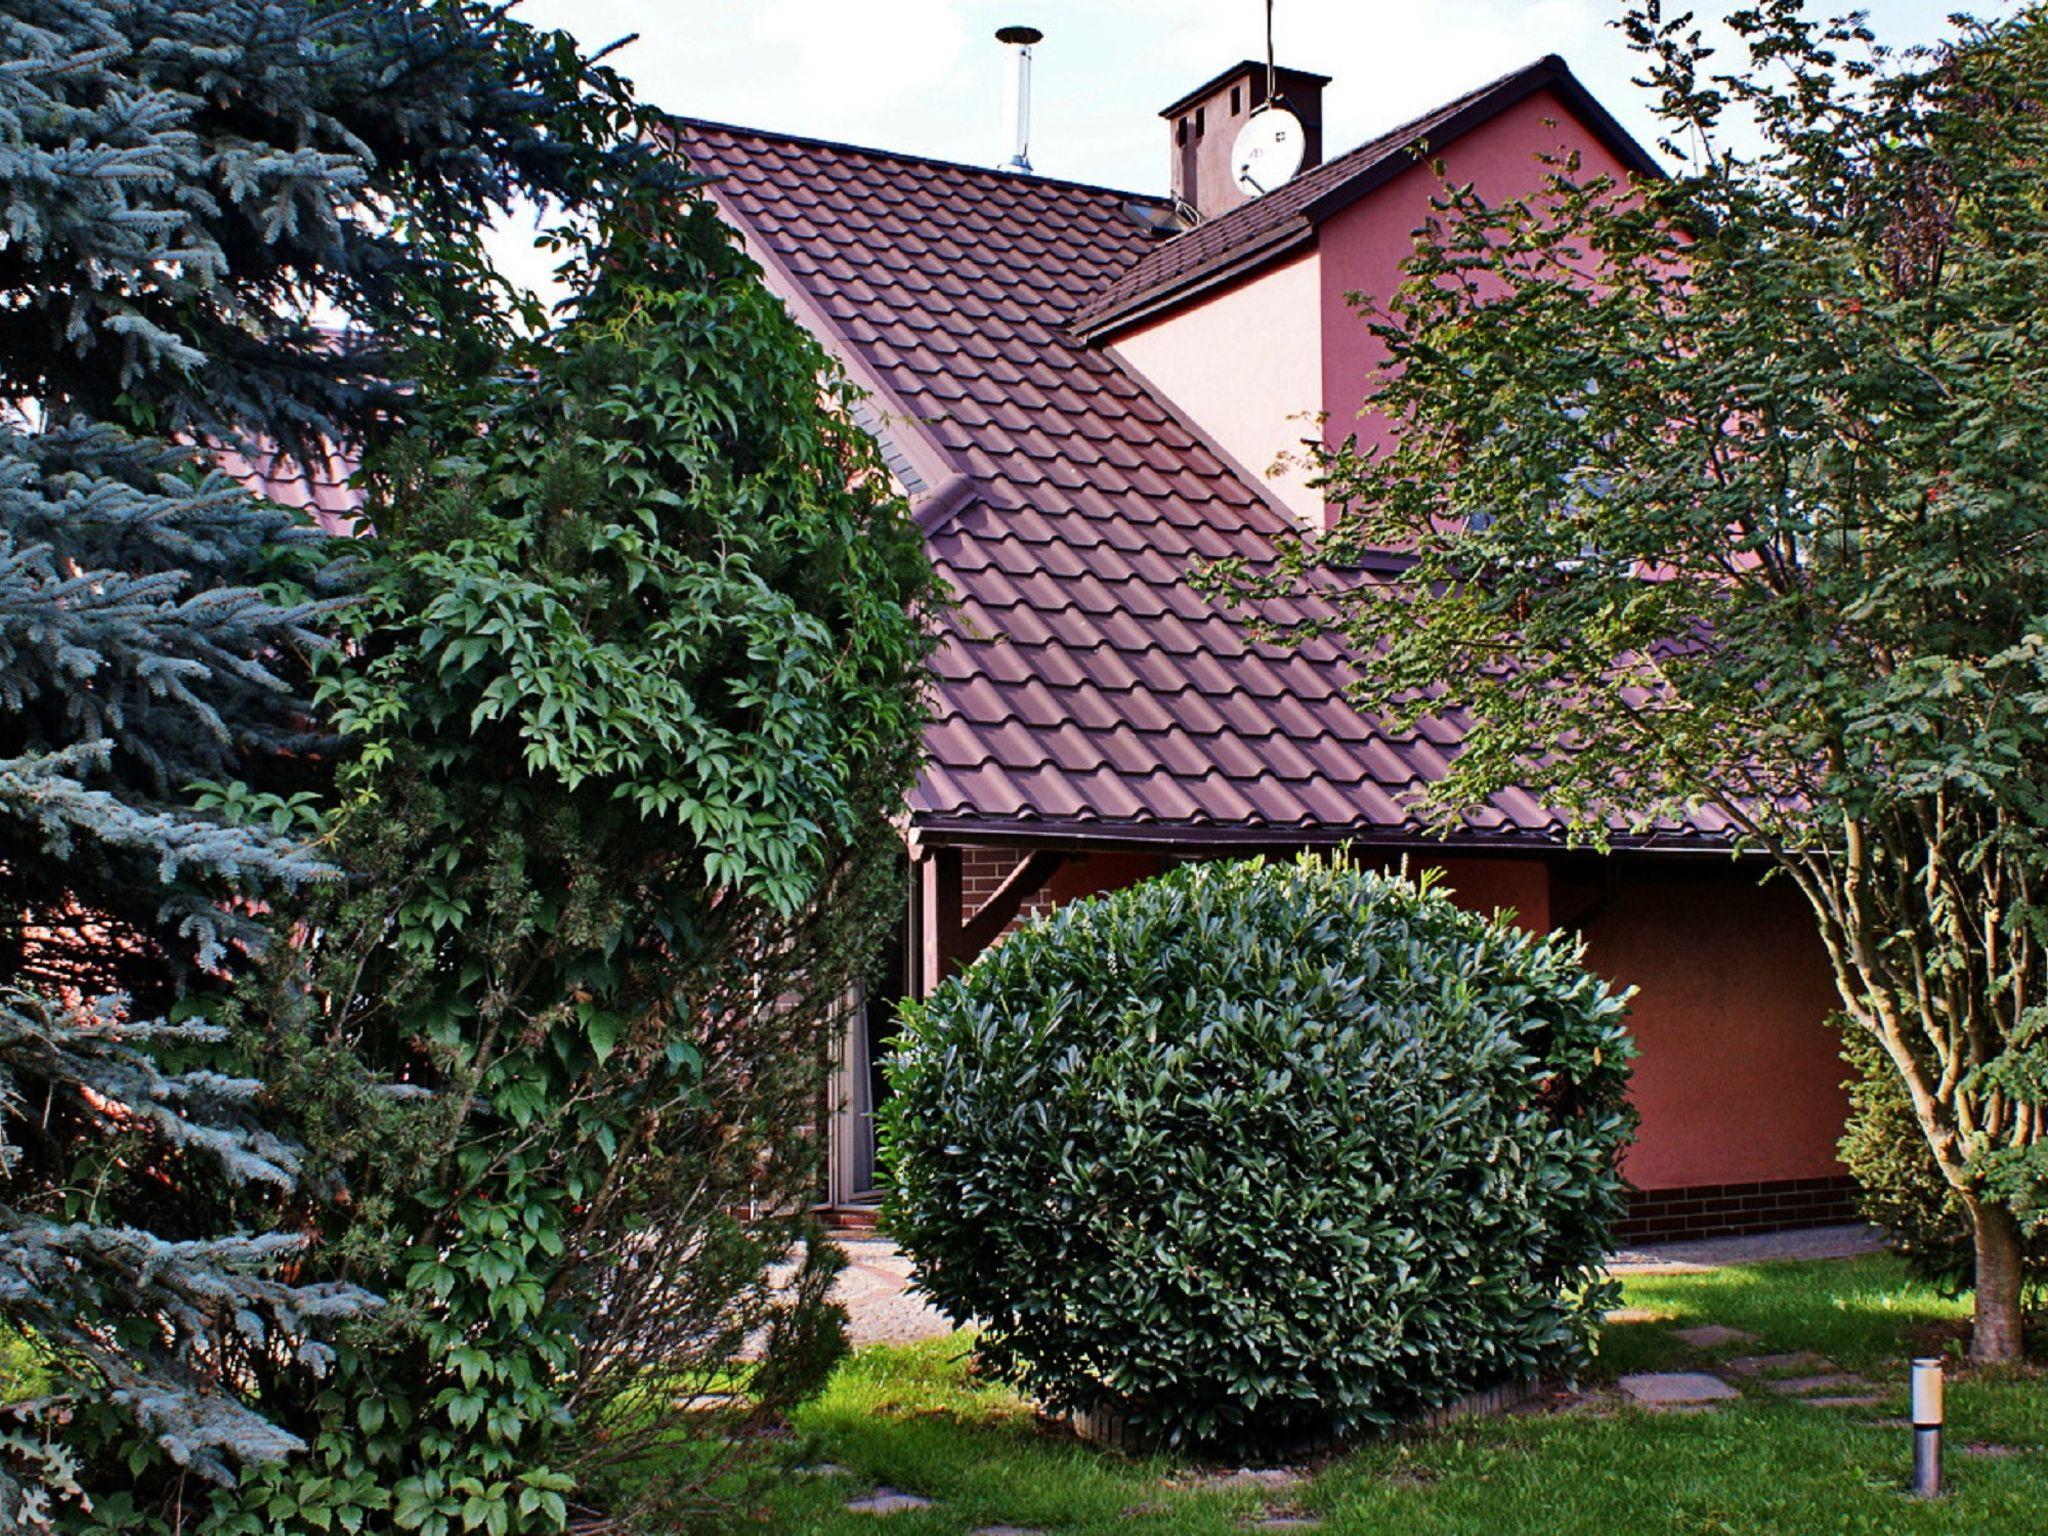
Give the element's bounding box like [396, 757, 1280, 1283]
[832, 1235, 953, 1348]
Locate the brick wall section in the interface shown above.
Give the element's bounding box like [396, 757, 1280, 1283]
[1618, 1176, 1860, 1243]
[961, 848, 1057, 937]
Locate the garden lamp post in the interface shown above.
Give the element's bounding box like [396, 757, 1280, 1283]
[1911, 1356, 1944, 1498]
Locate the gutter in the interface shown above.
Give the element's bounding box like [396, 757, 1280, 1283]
[907, 815, 1752, 861]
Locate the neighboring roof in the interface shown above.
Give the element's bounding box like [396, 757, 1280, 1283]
[1071, 54, 1664, 343]
[214, 443, 360, 534]
[673, 115, 1720, 849]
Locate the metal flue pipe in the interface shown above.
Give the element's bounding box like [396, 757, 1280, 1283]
[997, 25, 1042, 174]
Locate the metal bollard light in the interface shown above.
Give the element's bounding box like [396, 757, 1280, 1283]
[1911, 1356, 1945, 1498]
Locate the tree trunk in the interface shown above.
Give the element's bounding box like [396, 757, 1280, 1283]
[1967, 1196, 2027, 1363]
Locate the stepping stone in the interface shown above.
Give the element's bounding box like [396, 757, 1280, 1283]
[846, 1488, 933, 1515]
[1228, 1469, 1305, 1491]
[793, 1463, 846, 1478]
[1605, 1306, 1669, 1324]
[1766, 1373, 1870, 1397]
[1724, 1352, 1827, 1377]
[1672, 1325, 1757, 1349]
[1184, 1468, 1303, 1494]
[672, 1390, 746, 1412]
[1617, 1371, 1740, 1407]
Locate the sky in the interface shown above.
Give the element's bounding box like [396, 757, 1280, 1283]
[489, 0, 1995, 292]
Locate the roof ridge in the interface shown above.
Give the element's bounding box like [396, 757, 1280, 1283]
[1069, 53, 1663, 342]
[671, 115, 1168, 207]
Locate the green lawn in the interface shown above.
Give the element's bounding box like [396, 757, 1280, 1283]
[757, 1255, 2046, 1536]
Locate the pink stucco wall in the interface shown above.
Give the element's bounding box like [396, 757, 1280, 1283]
[1579, 872, 1849, 1190]
[948, 846, 1849, 1197]
[1404, 855, 1848, 1193]
[1414, 854, 1552, 933]
[1115, 87, 1650, 528]
[1113, 250, 1326, 524]
[1315, 87, 1646, 498]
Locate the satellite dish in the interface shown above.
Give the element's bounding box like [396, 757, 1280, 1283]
[1231, 105, 1305, 198]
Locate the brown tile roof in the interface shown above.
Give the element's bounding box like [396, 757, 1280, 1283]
[675, 116, 1716, 848]
[1070, 55, 1664, 343]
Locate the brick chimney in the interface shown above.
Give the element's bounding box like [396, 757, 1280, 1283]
[1161, 61, 1329, 219]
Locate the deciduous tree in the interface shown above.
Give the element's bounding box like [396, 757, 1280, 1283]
[1220, 2, 2048, 1358]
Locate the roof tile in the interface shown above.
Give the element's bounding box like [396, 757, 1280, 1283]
[670, 113, 1664, 847]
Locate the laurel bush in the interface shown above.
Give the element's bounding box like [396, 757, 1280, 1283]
[881, 856, 1636, 1451]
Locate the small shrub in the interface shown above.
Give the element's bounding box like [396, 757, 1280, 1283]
[1839, 1023, 2048, 1298]
[880, 856, 1636, 1451]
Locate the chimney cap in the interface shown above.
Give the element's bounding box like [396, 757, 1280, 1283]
[996, 24, 1043, 45]
[1159, 59, 1330, 120]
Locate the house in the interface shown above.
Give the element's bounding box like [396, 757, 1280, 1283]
[672, 54, 1859, 1241]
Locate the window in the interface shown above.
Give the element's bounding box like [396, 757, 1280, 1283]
[1195, 107, 1205, 138]
[1177, 117, 1188, 145]
[1231, 85, 1242, 115]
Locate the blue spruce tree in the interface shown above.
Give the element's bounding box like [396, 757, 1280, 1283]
[0, 4, 649, 1526]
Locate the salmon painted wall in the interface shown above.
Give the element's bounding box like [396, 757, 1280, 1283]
[1578, 872, 1849, 1191]
[1414, 855, 1552, 934]
[1367, 853, 1846, 1192]
[1316, 87, 1646, 485]
[949, 845, 1848, 1197]
[1112, 250, 1326, 525]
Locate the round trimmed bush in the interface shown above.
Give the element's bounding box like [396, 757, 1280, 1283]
[879, 855, 1636, 1450]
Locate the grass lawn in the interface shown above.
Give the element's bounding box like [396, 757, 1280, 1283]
[756, 1254, 2045, 1536]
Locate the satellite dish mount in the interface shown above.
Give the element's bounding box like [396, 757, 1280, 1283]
[1232, 1, 1304, 199]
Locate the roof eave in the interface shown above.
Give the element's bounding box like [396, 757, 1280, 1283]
[695, 174, 968, 504]
[1070, 220, 1317, 344]
[908, 813, 1743, 858]
[1299, 56, 1664, 229]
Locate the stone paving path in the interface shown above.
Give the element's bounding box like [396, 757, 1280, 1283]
[1608, 1223, 1886, 1273]
[834, 1236, 951, 1349]
[830, 1223, 1889, 1347]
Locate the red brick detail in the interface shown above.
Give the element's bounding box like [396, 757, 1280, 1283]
[961, 847, 1056, 937]
[1617, 1176, 1860, 1243]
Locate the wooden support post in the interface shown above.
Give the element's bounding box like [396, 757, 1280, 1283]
[916, 846, 1068, 994]
[918, 846, 964, 997]
[959, 849, 1067, 958]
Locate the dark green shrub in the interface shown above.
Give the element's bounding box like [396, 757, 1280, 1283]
[880, 856, 1636, 1451]
[1839, 1024, 2048, 1298]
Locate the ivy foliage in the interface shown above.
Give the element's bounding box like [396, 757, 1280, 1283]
[1210, 1, 2048, 1360]
[209, 194, 935, 1536]
[882, 857, 1635, 1453]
